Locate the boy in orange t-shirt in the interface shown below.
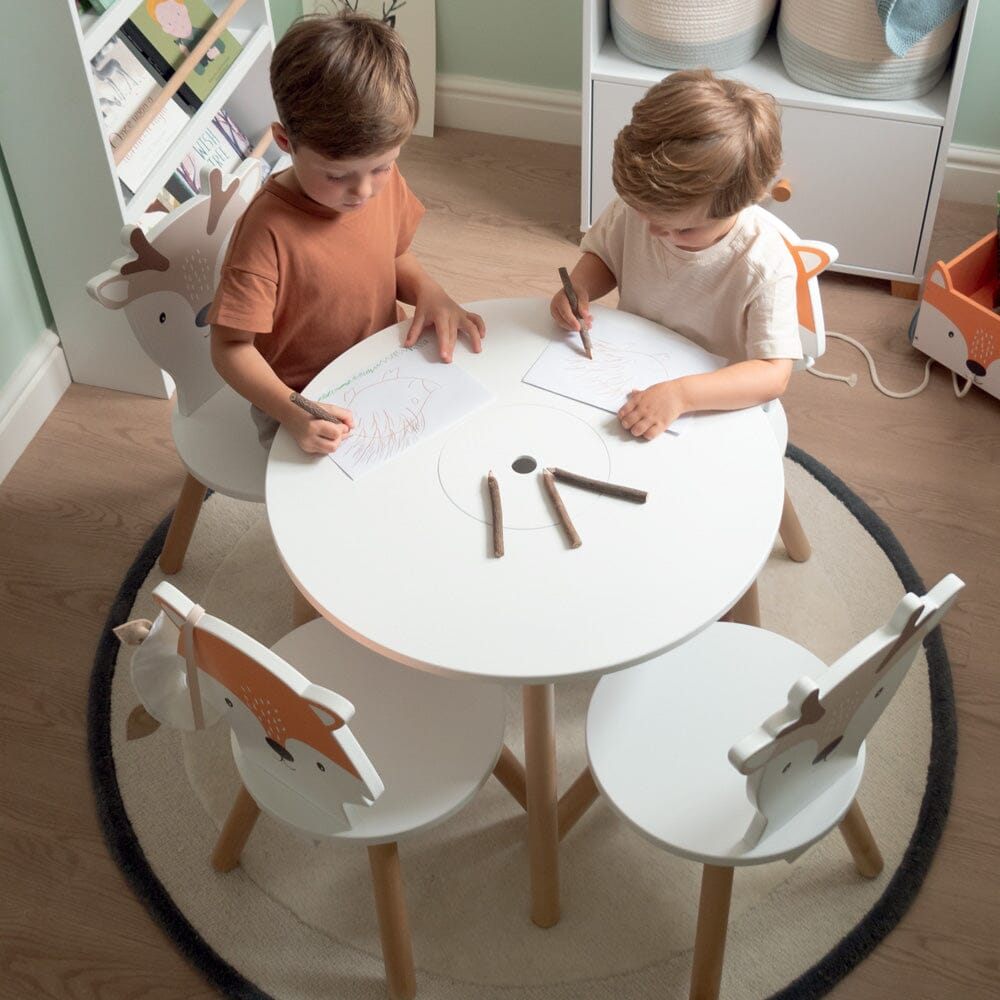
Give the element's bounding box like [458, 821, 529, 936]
[209, 12, 485, 453]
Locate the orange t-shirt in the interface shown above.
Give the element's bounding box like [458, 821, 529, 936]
[207, 164, 425, 391]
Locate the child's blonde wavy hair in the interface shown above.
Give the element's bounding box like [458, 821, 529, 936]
[612, 69, 782, 219]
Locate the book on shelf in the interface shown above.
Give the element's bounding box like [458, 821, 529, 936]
[89, 33, 190, 197]
[120, 0, 243, 112]
[165, 108, 268, 202]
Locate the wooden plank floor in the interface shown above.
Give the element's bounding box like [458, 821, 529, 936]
[1, 127, 998, 999]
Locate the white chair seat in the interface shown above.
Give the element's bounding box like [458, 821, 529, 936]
[763, 398, 789, 455]
[234, 618, 507, 843]
[586, 623, 865, 866]
[172, 383, 268, 501]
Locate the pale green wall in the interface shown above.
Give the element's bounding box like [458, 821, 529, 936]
[436, 0, 581, 91]
[1, 0, 997, 390]
[0, 146, 50, 387]
[953, 0, 1000, 148]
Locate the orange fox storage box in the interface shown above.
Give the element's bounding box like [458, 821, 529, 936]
[911, 233, 1000, 401]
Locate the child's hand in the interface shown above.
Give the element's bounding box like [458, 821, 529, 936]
[288, 401, 354, 455]
[404, 288, 485, 362]
[618, 381, 686, 440]
[550, 287, 593, 333]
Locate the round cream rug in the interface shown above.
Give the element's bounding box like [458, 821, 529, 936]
[89, 446, 957, 999]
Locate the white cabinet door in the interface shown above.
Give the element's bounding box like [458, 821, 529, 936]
[590, 80, 646, 227]
[775, 107, 940, 276]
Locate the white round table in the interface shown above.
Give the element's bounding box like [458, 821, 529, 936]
[266, 297, 785, 925]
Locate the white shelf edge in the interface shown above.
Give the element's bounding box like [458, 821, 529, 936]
[124, 25, 271, 221]
[81, 0, 143, 62]
[591, 33, 950, 127]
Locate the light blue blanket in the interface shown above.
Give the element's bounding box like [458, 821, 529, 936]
[876, 0, 967, 56]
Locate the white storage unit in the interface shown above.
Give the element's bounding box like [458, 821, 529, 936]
[581, 0, 980, 286]
[0, 0, 279, 396]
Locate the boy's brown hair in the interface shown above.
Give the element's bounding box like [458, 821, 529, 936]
[612, 69, 782, 220]
[270, 12, 419, 160]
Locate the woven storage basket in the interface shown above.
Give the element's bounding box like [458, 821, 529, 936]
[610, 0, 777, 71]
[777, 0, 961, 99]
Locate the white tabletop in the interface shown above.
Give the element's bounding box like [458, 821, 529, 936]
[266, 298, 785, 685]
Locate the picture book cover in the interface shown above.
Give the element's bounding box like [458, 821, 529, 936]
[165, 110, 248, 201]
[89, 33, 189, 195]
[122, 0, 243, 110]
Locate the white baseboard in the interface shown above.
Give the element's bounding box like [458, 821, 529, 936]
[0, 331, 71, 484]
[435, 74, 581, 146]
[942, 144, 1000, 205]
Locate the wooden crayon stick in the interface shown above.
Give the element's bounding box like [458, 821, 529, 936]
[487, 470, 504, 558]
[542, 469, 582, 548]
[558, 266, 594, 359]
[289, 391, 343, 424]
[546, 466, 648, 504]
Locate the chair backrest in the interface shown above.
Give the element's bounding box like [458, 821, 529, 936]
[751, 205, 838, 370]
[86, 159, 262, 416]
[729, 573, 963, 848]
[116, 580, 384, 827]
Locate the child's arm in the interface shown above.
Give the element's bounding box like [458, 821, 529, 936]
[210, 325, 355, 455]
[550, 252, 617, 332]
[396, 252, 486, 363]
[618, 358, 793, 440]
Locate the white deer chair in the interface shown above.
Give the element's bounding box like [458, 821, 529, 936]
[585, 573, 962, 1000]
[115, 581, 507, 1000]
[752, 205, 838, 564]
[87, 160, 266, 574]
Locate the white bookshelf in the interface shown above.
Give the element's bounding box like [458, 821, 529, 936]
[0, 0, 279, 396]
[581, 0, 980, 286]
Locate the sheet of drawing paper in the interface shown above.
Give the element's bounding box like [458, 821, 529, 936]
[318, 336, 493, 479]
[521, 327, 727, 434]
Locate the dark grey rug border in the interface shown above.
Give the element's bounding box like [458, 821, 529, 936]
[87, 444, 957, 1000]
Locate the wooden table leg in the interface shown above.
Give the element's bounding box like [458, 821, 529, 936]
[558, 766, 599, 840]
[723, 579, 760, 627]
[493, 743, 527, 810]
[523, 682, 559, 928]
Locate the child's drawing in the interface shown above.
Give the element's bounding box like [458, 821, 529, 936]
[319, 336, 492, 479]
[523, 327, 726, 434]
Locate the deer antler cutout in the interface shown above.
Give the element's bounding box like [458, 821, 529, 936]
[121, 227, 170, 275]
[206, 168, 240, 237]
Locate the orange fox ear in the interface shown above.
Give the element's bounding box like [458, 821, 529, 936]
[928, 262, 951, 291]
[308, 701, 347, 729]
[790, 243, 831, 281]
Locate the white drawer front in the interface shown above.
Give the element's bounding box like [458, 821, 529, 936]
[775, 107, 939, 276]
[589, 81, 941, 277]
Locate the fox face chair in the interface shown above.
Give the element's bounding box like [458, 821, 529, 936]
[752, 205, 838, 566]
[585, 573, 962, 1000]
[87, 159, 266, 574]
[115, 580, 507, 1000]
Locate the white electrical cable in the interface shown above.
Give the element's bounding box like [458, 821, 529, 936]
[809, 330, 973, 399]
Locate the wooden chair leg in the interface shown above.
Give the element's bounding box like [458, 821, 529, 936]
[368, 842, 417, 1000]
[778, 490, 811, 563]
[291, 584, 321, 627]
[211, 784, 261, 873]
[689, 864, 735, 1000]
[838, 799, 884, 878]
[159, 472, 208, 574]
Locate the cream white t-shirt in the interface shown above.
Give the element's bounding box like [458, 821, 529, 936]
[580, 199, 802, 364]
